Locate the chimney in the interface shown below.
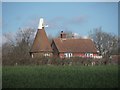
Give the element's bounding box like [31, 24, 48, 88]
[72, 33, 74, 39]
[60, 31, 66, 38]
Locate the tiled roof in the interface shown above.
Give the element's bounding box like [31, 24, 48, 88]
[30, 27, 53, 53]
[53, 38, 98, 53]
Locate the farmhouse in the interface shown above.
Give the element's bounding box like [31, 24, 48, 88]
[30, 18, 99, 58]
[51, 31, 98, 58]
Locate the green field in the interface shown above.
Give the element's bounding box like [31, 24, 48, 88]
[2, 65, 118, 88]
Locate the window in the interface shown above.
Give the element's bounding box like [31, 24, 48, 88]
[44, 53, 50, 57]
[64, 53, 73, 58]
[64, 53, 68, 58]
[85, 53, 93, 58]
[69, 53, 73, 57]
[90, 53, 93, 57]
[31, 54, 34, 58]
[85, 53, 89, 57]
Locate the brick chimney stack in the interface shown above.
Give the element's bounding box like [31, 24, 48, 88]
[60, 31, 66, 38]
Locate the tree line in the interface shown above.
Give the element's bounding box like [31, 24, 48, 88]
[2, 27, 119, 66]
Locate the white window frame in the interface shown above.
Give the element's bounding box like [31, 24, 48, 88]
[64, 53, 73, 58]
[64, 53, 68, 58]
[44, 53, 50, 57]
[85, 53, 93, 58]
[69, 53, 73, 57]
[31, 54, 34, 58]
[90, 53, 93, 57]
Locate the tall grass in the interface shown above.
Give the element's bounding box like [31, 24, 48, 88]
[2, 65, 118, 88]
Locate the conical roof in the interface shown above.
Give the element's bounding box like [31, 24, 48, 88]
[30, 27, 53, 53]
[30, 18, 52, 53]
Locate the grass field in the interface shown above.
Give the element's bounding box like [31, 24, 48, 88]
[2, 65, 118, 88]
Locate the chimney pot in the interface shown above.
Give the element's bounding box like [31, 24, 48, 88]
[60, 31, 66, 38]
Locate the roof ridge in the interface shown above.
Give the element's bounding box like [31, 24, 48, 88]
[53, 38, 92, 40]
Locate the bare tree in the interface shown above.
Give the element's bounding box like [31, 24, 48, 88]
[118, 37, 120, 54]
[16, 28, 35, 46]
[89, 27, 118, 57]
[2, 28, 36, 65]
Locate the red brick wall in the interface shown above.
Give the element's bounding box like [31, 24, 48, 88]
[59, 52, 98, 58]
[51, 41, 98, 58]
[59, 53, 64, 58]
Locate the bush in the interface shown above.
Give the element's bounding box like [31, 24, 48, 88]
[3, 52, 118, 66]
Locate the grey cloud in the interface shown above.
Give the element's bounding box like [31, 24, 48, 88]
[65, 15, 87, 25]
[45, 15, 87, 30]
